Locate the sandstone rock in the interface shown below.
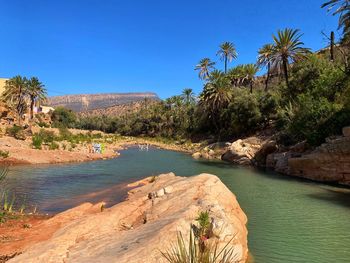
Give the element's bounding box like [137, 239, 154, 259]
[253, 140, 278, 166]
[192, 152, 201, 159]
[288, 136, 350, 185]
[163, 186, 173, 194]
[9, 173, 248, 263]
[193, 142, 231, 160]
[222, 136, 277, 166]
[343, 126, 350, 137]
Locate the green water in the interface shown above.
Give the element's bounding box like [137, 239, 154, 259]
[3, 147, 350, 262]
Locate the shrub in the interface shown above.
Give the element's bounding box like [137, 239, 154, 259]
[32, 134, 43, 149]
[37, 121, 50, 128]
[223, 89, 262, 137]
[6, 126, 25, 140]
[286, 54, 346, 101]
[49, 142, 59, 150]
[0, 150, 9, 159]
[51, 107, 77, 128]
[58, 127, 73, 141]
[280, 94, 340, 145]
[37, 129, 56, 143]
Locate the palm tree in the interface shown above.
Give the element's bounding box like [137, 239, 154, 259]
[217, 42, 238, 73]
[227, 65, 245, 87]
[195, 58, 216, 80]
[242, 64, 259, 93]
[181, 88, 195, 105]
[199, 72, 232, 131]
[271, 28, 310, 88]
[322, 0, 350, 39]
[258, 44, 275, 91]
[2, 76, 28, 124]
[27, 77, 47, 119]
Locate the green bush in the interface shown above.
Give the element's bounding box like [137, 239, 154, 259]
[223, 89, 262, 137]
[32, 134, 43, 149]
[286, 54, 346, 101]
[37, 129, 56, 143]
[51, 107, 77, 128]
[58, 127, 73, 141]
[49, 142, 59, 150]
[6, 126, 26, 140]
[279, 94, 340, 145]
[0, 150, 9, 158]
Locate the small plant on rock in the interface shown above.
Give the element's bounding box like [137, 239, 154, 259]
[0, 150, 9, 159]
[161, 211, 238, 263]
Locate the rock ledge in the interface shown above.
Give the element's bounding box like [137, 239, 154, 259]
[9, 173, 248, 263]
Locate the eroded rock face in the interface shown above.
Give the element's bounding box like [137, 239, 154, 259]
[9, 173, 248, 263]
[288, 136, 350, 186]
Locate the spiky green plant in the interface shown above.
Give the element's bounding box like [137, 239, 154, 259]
[196, 211, 211, 237]
[161, 229, 238, 263]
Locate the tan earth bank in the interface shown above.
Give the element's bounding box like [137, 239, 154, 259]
[4, 173, 248, 263]
[0, 127, 199, 165]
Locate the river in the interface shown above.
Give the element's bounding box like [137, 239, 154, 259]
[2, 147, 350, 263]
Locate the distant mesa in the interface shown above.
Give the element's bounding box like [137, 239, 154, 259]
[47, 92, 160, 112]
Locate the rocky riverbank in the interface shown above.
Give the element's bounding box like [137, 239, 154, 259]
[3, 173, 248, 263]
[193, 127, 350, 186]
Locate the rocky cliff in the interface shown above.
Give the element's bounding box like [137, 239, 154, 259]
[9, 173, 248, 263]
[47, 92, 160, 112]
[286, 127, 350, 186]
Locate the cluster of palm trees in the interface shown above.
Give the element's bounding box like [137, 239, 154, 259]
[2, 76, 47, 124]
[196, 29, 310, 95]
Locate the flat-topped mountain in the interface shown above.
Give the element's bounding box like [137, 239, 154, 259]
[47, 92, 160, 112]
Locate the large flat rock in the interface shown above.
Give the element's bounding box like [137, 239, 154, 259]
[9, 173, 248, 263]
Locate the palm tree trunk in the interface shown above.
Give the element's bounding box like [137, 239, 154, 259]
[224, 56, 228, 74]
[282, 58, 289, 88]
[265, 63, 270, 92]
[30, 98, 35, 119]
[330, 31, 335, 62]
[250, 81, 253, 93]
[17, 86, 22, 125]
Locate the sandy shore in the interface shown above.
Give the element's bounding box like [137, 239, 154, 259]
[0, 135, 199, 166]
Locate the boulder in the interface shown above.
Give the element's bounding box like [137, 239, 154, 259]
[192, 152, 202, 159]
[9, 173, 248, 263]
[222, 137, 277, 166]
[343, 127, 350, 137]
[193, 142, 231, 160]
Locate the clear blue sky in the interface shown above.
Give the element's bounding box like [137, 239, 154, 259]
[0, 0, 339, 98]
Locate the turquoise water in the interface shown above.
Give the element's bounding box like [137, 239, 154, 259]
[2, 147, 350, 263]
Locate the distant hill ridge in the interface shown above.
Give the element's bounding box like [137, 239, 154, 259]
[47, 92, 160, 112]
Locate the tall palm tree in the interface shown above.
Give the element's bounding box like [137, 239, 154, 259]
[322, 0, 350, 39]
[242, 64, 259, 93]
[257, 44, 275, 91]
[217, 42, 238, 73]
[2, 76, 28, 124]
[181, 88, 195, 105]
[27, 77, 47, 119]
[271, 28, 310, 88]
[199, 72, 232, 131]
[195, 58, 215, 80]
